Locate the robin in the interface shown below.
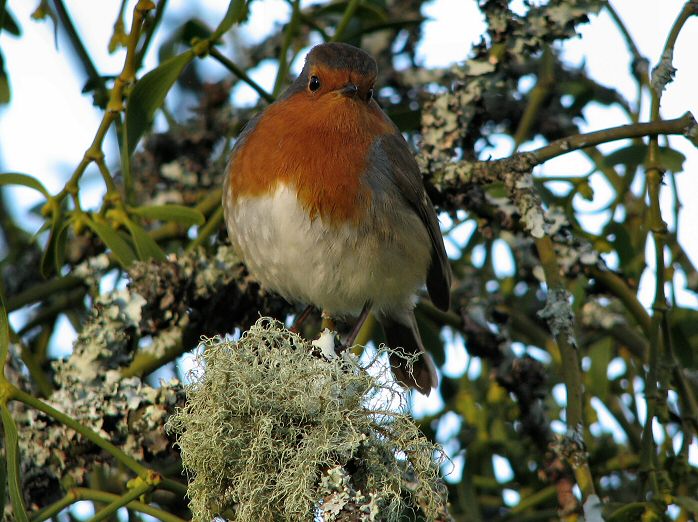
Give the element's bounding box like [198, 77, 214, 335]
[223, 42, 451, 394]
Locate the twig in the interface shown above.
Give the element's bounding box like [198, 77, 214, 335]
[272, 0, 301, 97]
[33, 488, 187, 522]
[434, 112, 696, 191]
[331, 0, 362, 42]
[209, 47, 275, 103]
[51, 0, 107, 105]
[638, 0, 697, 502]
[56, 0, 155, 207]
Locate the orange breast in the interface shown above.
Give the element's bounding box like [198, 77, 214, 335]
[227, 92, 395, 225]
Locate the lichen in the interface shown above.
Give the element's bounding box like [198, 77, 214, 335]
[651, 48, 677, 95]
[537, 287, 577, 349]
[16, 371, 183, 507]
[167, 318, 449, 522]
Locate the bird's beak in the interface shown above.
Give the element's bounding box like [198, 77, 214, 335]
[340, 83, 358, 97]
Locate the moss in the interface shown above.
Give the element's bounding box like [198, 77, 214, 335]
[167, 318, 449, 521]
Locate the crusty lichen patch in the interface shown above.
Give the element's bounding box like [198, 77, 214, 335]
[166, 318, 449, 521]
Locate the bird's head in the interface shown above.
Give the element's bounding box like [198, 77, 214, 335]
[292, 42, 378, 104]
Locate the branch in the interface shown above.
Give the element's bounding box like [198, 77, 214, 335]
[208, 47, 275, 103]
[33, 488, 187, 522]
[51, 0, 107, 105]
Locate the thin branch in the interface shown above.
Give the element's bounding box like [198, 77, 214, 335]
[331, 0, 361, 42]
[51, 0, 107, 104]
[272, 0, 301, 97]
[209, 47, 275, 103]
[10, 386, 149, 478]
[434, 112, 696, 191]
[33, 488, 187, 522]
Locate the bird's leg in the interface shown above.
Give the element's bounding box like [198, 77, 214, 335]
[290, 305, 314, 333]
[320, 310, 336, 332]
[342, 303, 371, 349]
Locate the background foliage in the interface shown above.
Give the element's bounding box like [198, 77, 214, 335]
[1, 0, 697, 520]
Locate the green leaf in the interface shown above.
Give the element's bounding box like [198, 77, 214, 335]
[658, 146, 686, 172]
[0, 172, 50, 198]
[53, 219, 71, 271]
[86, 218, 137, 268]
[1, 7, 21, 36]
[130, 204, 205, 226]
[210, 0, 248, 41]
[40, 207, 64, 277]
[125, 50, 195, 156]
[604, 144, 686, 172]
[603, 144, 646, 168]
[158, 18, 212, 62]
[0, 405, 29, 522]
[123, 219, 166, 261]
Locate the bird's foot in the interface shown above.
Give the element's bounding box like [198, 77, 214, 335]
[312, 329, 339, 360]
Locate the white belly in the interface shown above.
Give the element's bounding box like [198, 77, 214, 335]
[224, 184, 431, 317]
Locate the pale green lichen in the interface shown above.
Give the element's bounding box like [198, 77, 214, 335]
[537, 287, 577, 349]
[167, 318, 448, 522]
[651, 48, 677, 95]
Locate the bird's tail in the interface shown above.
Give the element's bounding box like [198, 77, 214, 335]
[379, 312, 437, 395]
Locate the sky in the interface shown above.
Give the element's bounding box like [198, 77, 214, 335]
[1, 0, 697, 514]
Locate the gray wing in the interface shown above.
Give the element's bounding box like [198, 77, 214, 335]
[371, 133, 452, 311]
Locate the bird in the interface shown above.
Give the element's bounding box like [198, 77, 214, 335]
[222, 42, 451, 395]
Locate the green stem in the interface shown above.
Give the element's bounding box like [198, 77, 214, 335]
[121, 335, 183, 378]
[16, 288, 85, 336]
[56, 0, 153, 205]
[159, 477, 189, 498]
[512, 47, 554, 150]
[15, 336, 53, 397]
[88, 481, 154, 522]
[272, 0, 301, 97]
[639, 316, 662, 497]
[6, 276, 83, 312]
[10, 387, 149, 478]
[51, 0, 107, 105]
[149, 187, 222, 242]
[505, 485, 557, 516]
[588, 266, 651, 335]
[209, 47, 275, 103]
[533, 236, 596, 499]
[0, 404, 29, 522]
[0, 292, 9, 367]
[33, 487, 187, 522]
[637, 0, 697, 502]
[0, 0, 7, 38]
[331, 0, 361, 42]
[31, 490, 75, 522]
[663, 313, 698, 435]
[300, 12, 330, 41]
[605, 2, 644, 66]
[185, 205, 223, 252]
[135, 0, 168, 69]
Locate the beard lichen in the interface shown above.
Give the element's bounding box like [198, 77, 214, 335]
[166, 318, 449, 521]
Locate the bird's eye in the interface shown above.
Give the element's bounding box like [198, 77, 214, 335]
[309, 75, 321, 92]
[366, 88, 374, 102]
